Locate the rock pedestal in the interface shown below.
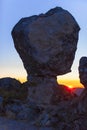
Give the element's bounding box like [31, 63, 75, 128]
[27, 77, 76, 105]
[12, 7, 80, 105]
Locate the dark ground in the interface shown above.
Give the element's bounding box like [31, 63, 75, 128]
[0, 116, 54, 130]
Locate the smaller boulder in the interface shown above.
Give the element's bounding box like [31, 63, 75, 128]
[0, 77, 28, 100]
[0, 77, 21, 90]
[79, 57, 87, 88]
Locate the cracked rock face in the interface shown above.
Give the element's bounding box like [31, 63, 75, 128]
[79, 57, 87, 88]
[12, 7, 80, 82]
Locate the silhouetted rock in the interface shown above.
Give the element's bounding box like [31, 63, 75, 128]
[0, 77, 28, 100]
[33, 90, 87, 129]
[5, 99, 38, 120]
[27, 81, 76, 105]
[2, 7, 86, 129]
[79, 57, 87, 88]
[11, 7, 80, 106]
[0, 77, 21, 89]
[12, 7, 80, 82]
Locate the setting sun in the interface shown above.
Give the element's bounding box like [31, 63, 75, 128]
[68, 85, 74, 89]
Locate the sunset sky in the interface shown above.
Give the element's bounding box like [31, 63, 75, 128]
[0, 0, 87, 88]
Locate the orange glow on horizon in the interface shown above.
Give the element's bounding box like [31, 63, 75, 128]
[0, 75, 84, 88]
[18, 77, 27, 83]
[58, 79, 84, 88]
[19, 77, 84, 89]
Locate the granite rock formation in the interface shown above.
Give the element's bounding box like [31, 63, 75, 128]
[0, 77, 21, 89]
[12, 7, 80, 82]
[11, 7, 80, 105]
[27, 83, 76, 105]
[79, 57, 87, 88]
[2, 6, 87, 130]
[0, 73, 87, 129]
[0, 77, 28, 101]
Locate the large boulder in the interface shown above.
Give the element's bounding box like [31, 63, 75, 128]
[79, 57, 87, 88]
[12, 7, 80, 82]
[11, 7, 80, 105]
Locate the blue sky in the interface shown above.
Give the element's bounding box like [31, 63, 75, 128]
[0, 0, 87, 84]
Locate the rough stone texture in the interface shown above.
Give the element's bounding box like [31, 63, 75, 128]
[0, 116, 53, 130]
[79, 57, 87, 88]
[5, 100, 40, 121]
[3, 7, 87, 129]
[0, 77, 28, 100]
[33, 89, 87, 129]
[27, 80, 76, 105]
[0, 77, 21, 89]
[11, 7, 80, 106]
[1, 78, 87, 129]
[12, 7, 80, 81]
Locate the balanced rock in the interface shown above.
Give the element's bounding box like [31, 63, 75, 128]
[79, 57, 87, 88]
[12, 7, 80, 82]
[12, 7, 80, 105]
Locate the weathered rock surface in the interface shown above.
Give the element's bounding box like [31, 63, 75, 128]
[0, 116, 53, 130]
[0, 77, 87, 130]
[0, 77, 21, 89]
[27, 80, 76, 105]
[2, 7, 87, 130]
[11, 7, 80, 106]
[1, 5, 87, 130]
[79, 57, 87, 88]
[0, 77, 28, 100]
[12, 7, 80, 81]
